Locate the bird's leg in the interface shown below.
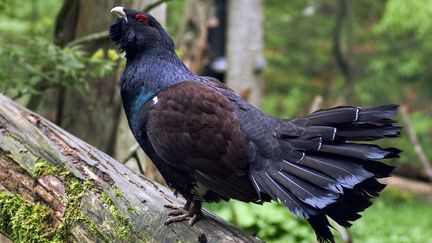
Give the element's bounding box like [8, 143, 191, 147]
[187, 201, 202, 225]
[163, 200, 202, 226]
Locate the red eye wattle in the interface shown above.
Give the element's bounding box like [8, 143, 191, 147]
[134, 14, 148, 24]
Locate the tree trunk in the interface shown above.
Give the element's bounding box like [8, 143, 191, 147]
[226, 0, 264, 107]
[0, 94, 260, 243]
[177, 0, 213, 74]
[53, 0, 125, 157]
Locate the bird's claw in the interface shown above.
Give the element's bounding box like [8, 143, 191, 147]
[167, 207, 189, 216]
[164, 203, 182, 210]
[163, 201, 202, 226]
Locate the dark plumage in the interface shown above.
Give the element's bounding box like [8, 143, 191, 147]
[109, 7, 400, 243]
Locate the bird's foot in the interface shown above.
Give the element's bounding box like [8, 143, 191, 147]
[164, 201, 191, 215]
[164, 201, 202, 226]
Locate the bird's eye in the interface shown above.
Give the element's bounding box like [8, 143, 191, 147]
[134, 14, 148, 25]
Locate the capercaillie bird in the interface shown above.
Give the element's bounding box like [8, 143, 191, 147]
[109, 7, 400, 242]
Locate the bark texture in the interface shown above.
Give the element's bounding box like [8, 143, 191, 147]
[0, 94, 260, 243]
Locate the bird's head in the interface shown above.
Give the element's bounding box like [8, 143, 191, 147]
[109, 6, 174, 57]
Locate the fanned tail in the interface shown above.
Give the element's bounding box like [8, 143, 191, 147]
[250, 105, 400, 243]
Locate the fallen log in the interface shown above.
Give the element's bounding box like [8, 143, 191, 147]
[0, 94, 260, 242]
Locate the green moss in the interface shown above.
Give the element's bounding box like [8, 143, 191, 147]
[57, 178, 108, 242]
[127, 206, 136, 213]
[0, 176, 109, 242]
[99, 192, 132, 239]
[114, 186, 124, 198]
[32, 157, 60, 177]
[1, 168, 131, 242]
[4, 133, 23, 145]
[0, 192, 60, 243]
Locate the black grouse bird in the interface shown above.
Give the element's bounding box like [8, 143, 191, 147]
[109, 7, 400, 243]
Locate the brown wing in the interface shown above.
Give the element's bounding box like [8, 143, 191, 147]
[146, 81, 249, 177]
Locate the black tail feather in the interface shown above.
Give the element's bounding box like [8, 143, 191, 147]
[319, 143, 399, 160]
[307, 215, 335, 243]
[336, 123, 401, 141]
[357, 104, 399, 123]
[251, 105, 400, 243]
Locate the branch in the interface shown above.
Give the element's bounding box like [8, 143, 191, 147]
[333, 0, 355, 104]
[0, 94, 260, 242]
[65, 31, 109, 48]
[400, 106, 432, 182]
[309, 95, 323, 113]
[380, 176, 432, 202]
[144, 0, 170, 12]
[121, 143, 141, 164]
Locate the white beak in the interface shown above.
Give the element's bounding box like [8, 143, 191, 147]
[111, 6, 127, 23]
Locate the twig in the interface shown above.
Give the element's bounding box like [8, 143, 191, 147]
[65, 31, 109, 48]
[309, 95, 323, 113]
[332, 220, 352, 243]
[380, 176, 432, 201]
[333, 0, 355, 104]
[400, 105, 432, 182]
[121, 143, 141, 164]
[133, 153, 145, 175]
[144, 0, 170, 12]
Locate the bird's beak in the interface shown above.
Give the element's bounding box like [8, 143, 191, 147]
[111, 6, 127, 23]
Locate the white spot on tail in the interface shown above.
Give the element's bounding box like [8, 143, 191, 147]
[332, 128, 337, 140]
[317, 137, 323, 151]
[300, 152, 305, 161]
[251, 175, 261, 192]
[152, 96, 158, 104]
[355, 107, 361, 122]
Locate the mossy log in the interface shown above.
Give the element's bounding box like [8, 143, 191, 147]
[0, 94, 260, 243]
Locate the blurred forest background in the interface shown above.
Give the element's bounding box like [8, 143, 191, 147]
[1, 0, 432, 242]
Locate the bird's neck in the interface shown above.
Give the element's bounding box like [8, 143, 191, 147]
[120, 48, 196, 130]
[125, 48, 195, 90]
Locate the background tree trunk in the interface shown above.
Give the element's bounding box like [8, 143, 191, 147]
[176, 0, 213, 74]
[226, 0, 264, 107]
[0, 94, 260, 243]
[49, 0, 166, 159]
[333, 0, 356, 105]
[52, 0, 126, 157]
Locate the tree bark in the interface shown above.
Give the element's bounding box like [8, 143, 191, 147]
[0, 94, 260, 243]
[226, 0, 264, 107]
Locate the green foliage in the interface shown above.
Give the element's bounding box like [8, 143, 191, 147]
[0, 38, 116, 100]
[0, 0, 116, 106]
[0, 0, 60, 38]
[351, 190, 432, 243]
[205, 201, 315, 242]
